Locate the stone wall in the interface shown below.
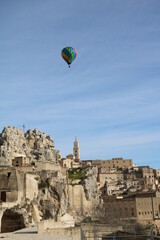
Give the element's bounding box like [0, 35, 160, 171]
[135, 195, 160, 223]
[0, 166, 18, 202]
[35, 161, 61, 171]
[25, 173, 38, 201]
[68, 184, 93, 217]
[38, 221, 81, 240]
[103, 196, 137, 223]
[81, 223, 123, 240]
[43, 228, 81, 240]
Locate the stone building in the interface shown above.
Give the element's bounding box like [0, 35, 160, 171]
[100, 158, 133, 170]
[102, 192, 160, 226]
[103, 195, 136, 222]
[0, 166, 18, 203]
[154, 169, 160, 179]
[142, 167, 155, 187]
[98, 168, 124, 188]
[12, 155, 29, 167]
[103, 181, 126, 195]
[126, 178, 145, 192]
[61, 154, 74, 169]
[83, 158, 133, 170]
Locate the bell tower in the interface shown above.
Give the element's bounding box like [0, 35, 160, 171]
[73, 137, 80, 162]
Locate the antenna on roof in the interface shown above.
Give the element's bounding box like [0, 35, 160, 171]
[23, 124, 25, 132]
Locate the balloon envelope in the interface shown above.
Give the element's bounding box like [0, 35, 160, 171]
[61, 47, 77, 66]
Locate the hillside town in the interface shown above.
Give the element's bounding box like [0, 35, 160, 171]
[0, 126, 160, 239]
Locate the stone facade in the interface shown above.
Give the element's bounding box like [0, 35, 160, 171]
[100, 158, 133, 169]
[61, 155, 73, 169]
[12, 156, 29, 167]
[68, 183, 93, 216]
[0, 166, 18, 203]
[103, 195, 136, 223]
[98, 168, 124, 188]
[83, 158, 133, 170]
[142, 167, 155, 189]
[102, 192, 160, 226]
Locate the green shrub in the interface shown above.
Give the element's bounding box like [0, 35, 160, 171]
[68, 168, 86, 180]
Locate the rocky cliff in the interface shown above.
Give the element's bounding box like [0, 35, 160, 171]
[37, 170, 68, 220]
[0, 126, 102, 231]
[0, 126, 60, 165]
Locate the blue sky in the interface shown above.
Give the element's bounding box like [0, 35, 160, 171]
[0, 0, 160, 168]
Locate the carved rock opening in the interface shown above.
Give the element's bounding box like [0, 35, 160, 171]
[1, 209, 25, 233]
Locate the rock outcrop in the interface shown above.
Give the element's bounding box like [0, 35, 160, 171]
[37, 170, 68, 221]
[83, 166, 100, 204]
[0, 126, 60, 165]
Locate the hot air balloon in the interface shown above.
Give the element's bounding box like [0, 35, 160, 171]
[61, 47, 77, 68]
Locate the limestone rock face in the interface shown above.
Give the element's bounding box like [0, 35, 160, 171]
[83, 167, 100, 205]
[0, 126, 60, 165]
[37, 170, 68, 221]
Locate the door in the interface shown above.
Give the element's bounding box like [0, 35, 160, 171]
[1, 191, 6, 202]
